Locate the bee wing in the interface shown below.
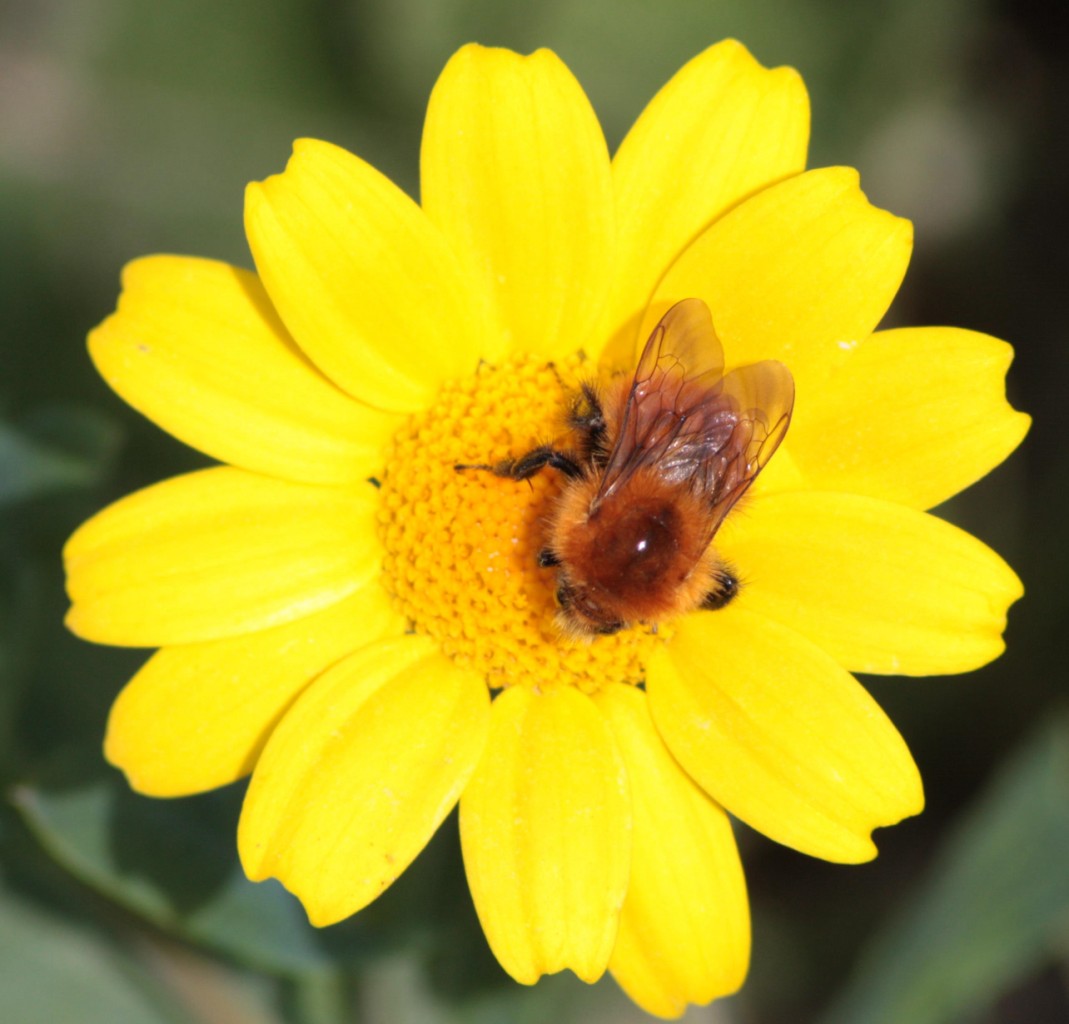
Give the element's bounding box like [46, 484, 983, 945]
[597, 300, 727, 502]
[633, 297, 726, 385]
[695, 358, 794, 544]
[594, 299, 794, 542]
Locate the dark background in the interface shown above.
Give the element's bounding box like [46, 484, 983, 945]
[2, 2, 1066, 1022]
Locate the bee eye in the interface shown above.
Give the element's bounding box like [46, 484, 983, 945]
[555, 585, 572, 609]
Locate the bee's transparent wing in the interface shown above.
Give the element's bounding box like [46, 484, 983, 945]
[595, 299, 794, 542]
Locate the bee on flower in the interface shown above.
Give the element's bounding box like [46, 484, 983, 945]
[459, 297, 794, 636]
[64, 40, 1028, 1019]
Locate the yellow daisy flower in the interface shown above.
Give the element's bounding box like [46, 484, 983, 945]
[63, 41, 1029, 1018]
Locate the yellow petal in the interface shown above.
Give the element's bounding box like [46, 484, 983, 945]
[596, 685, 749, 1019]
[786, 325, 1031, 510]
[649, 608, 924, 863]
[421, 45, 613, 361]
[605, 39, 809, 354]
[460, 685, 630, 984]
[89, 256, 401, 485]
[245, 138, 488, 412]
[643, 167, 912, 397]
[64, 467, 378, 646]
[718, 490, 1024, 675]
[749, 440, 806, 498]
[105, 583, 404, 797]
[239, 636, 489, 925]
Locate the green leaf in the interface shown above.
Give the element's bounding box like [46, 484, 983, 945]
[0, 408, 121, 507]
[10, 772, 363, 976]
[0, 880, 183, 1024]
[819, 714, 1069, 1024]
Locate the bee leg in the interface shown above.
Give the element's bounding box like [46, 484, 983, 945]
[495, 445, 584, 481]
[455, 447, 583, 480]
[700, 567, 739, 610]
[569, 384, 609, 465]
[537, 549, 561, 568]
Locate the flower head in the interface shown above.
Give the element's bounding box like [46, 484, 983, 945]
[64, 41, 1029, 1018]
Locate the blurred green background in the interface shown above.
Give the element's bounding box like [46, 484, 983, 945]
[2, 1, 1066, 1022]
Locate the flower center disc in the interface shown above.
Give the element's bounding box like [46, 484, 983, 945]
[378, 354, 665, 694]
